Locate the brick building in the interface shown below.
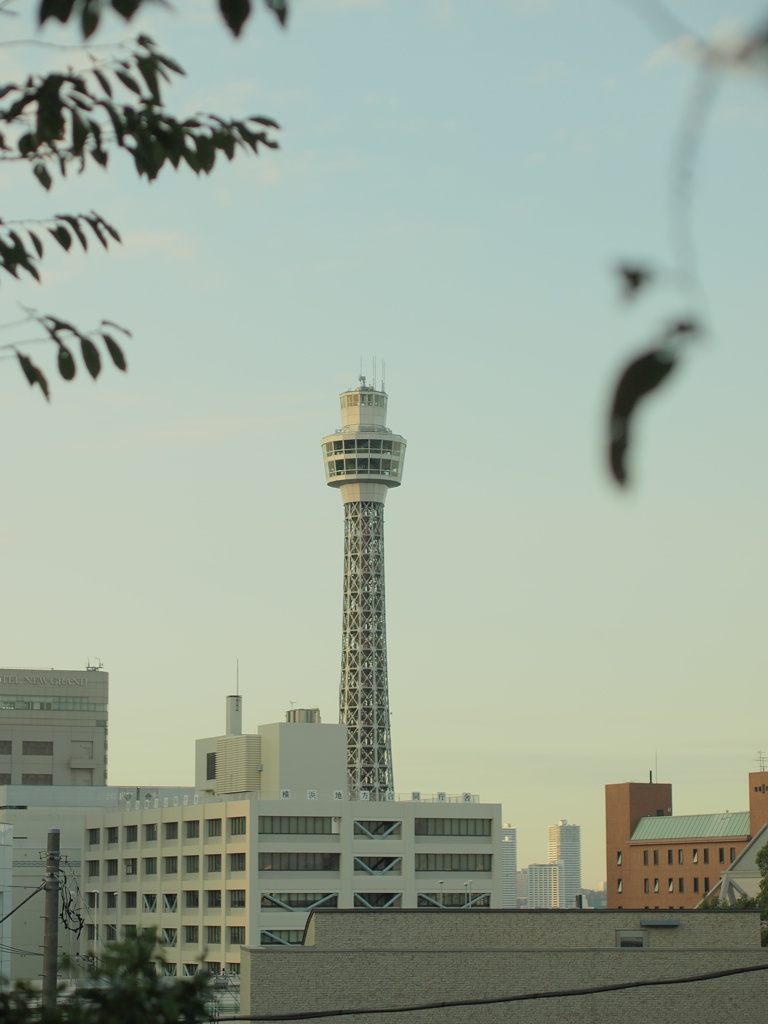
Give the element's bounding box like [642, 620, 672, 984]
[606, 770, 768, 910]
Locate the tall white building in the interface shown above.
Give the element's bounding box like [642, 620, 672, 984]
[81, 698, 502, 976]
[527, 862, 563, 909]
[0, 666, 108, 786]
[547, 819, 581, 909]
[501, 823, 517, 908]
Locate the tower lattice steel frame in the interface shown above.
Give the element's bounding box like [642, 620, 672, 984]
[322, 378, 407, 799]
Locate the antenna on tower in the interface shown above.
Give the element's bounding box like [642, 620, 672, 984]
[382, 359, 386, 392]
[757, 750, 767, 772]
[373, 357, 377, 391]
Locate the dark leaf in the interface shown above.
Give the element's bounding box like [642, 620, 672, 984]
[49, 225, 72, 251]
[102, 333, 127, 371]
[59, 215, 89, 250]
[101, 319, 132, 336]
[608, 349, 677, 486]
[58, 345, 76, 380]
[28, 231, 44, 257]
[113, 0, 142, 16]
[81, 0, 100, 38]
[38, 0, 77, 25]
[81, 336, 102, 379]
[115, 70, 142, 95]
[34, 164, 53, 191]
[266, 0, 288, 27]
[93, 69, 113, 98]
[618, 263, 652, 300]
[17, 352, 50, 400]
[219, 0, 252, 37]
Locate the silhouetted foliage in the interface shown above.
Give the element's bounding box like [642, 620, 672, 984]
[0, 1, 288, 397]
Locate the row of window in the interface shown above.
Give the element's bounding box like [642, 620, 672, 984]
[619, 846, 737, 867]
[88, 817, 247, 846]
[86, 853, 246, 878]
[0, 773, 53, 785]
[324, 440, 400, 455]
[96, 888, 246, 910]
[85, 924, 245, 947]
[414, 819, 492, 837]
[257, 852, 493, 872]
[617, 877, 711, 895]
[0, 697, 106, 712]
[340, 392, 386, 408]
[0, 740, 54, 756]
[326, 459, 401, 479]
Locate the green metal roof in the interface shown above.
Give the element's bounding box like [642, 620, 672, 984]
[631, 811, 751, 842]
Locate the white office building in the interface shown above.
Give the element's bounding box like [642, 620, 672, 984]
[527, 862, 563, 909]
[0, 666, 108, 787]
[80, 697, 502, 977]
[547, 819, 581, 909]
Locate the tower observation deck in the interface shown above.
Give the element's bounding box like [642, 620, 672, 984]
[322, 377, 407, 799]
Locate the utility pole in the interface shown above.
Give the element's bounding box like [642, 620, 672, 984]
[42, 828, 60, 1010]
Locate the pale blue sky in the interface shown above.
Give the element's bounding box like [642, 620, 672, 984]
[2, 1, 768, 887]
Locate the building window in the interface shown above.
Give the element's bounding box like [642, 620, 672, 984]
[616, 930, 647, 948]
[21, 773, 52, 784]
[185, 820, 200, 839]
[184, 856, 199, 873]
[258, 816, 332, 835]
[644, 879, 649, 894]
[229, 853, 246, 872]
[22, 741, 53, 755]
[206, 753, 216, 781]
[414, 853, 492, 873]
[87, 891, 98, 908]
[0, 740, 11, 754]
[207, 818, 222, 838]
[653, 851, 659, 866]
[144, 824, 157, 842]
[161, 928, 177, 947]
[124, 891, 137, 909]
[227, 963, 241, 976]
[106, 892, 117, 909]
[142, 894, 157, 912]
[204, 962, 221, 975]
[678, 878, 684, 894]
[207, 890, 222, 908]
[163, 963, 177, 977]
[719, 848, 725, 864]
[164, 857, 178, 875]
[144, 858, 157, 875]
[653, 879, 659, 893]
[617, 879, 623, 893]
[616, 852, 622, 866]
[105, 924, 117, 942]
[107, 826, 118, 844]
[125, 825, 137, 843]
[184, 890, 199, 909]
[0, 773, 11, 784]
[730, 848, 736, 863]
[678, 849, 684, 865]
[229, 890, 246, 909]
[124, 858, 137, 875]
[207, 853, 222, 873]
[261, 892, 338, 911]
[87, 828, 101, 846]
[704, 849, 709, 864]
[106, 859, 118, 877]
[667, 850, 673, 865]
[704, 877, 710, 892]
[229, 927, 246, 945]
[258, 852, 341, 872]
[87, 861, 99, 878]
[643, 851, 648, 867]
[86, 924, 96, 942]
[184, 926, 199, 944]
[259, 930, 304, 946]
[206, 926, 221, 945]
[414, 819, 492, 837]
[693, 849, 698, 864]
[355, 856, 402, 875]
[668, 879, 674, 893]
[183, 964, 198, 977]
[229, 817, 246, 836]
[165, 822, 178, 841]
[693, 878, 699, 893]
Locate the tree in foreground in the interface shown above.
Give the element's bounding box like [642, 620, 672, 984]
[1, 0, 289, 398]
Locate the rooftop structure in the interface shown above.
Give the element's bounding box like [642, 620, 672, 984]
[321, 378, 407, 799]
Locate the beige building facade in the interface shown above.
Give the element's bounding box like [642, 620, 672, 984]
[0, 667, 108, 787]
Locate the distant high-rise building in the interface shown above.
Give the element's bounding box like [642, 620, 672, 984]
[321, 378, 407, 798]
[548, 819, 581, 908]
[527, 862, 563, 909]
[501, 823, 517, 908]
[0, 666, 108, 786]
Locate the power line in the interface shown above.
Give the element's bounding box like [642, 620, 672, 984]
[215, 961, 768, 1022]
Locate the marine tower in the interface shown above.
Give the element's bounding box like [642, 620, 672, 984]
[322, 377, 407, 799]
